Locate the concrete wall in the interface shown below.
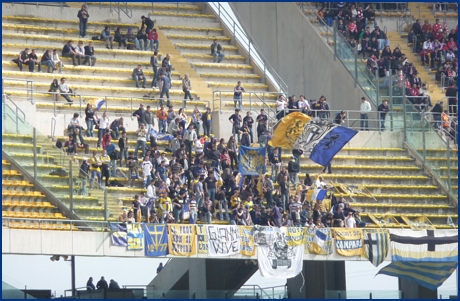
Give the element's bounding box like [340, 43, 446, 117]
[229, 2, 371, 112]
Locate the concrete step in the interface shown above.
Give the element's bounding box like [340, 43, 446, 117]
[149, 12, 216, 24]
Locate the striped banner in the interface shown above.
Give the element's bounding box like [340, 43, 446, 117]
[363, 229, 389, 267]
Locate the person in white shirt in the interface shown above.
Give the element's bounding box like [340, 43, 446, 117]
[423, 39, 432, 50]
[141, 155, 153, 188]
[445, 50, 456, 62]
[195, 139, 204, 155]
[359, 97, 372, 131]
[183, 124, 197, 159]
[146, 179, 157, 207]
[344, 211, 356, 228]
[95, 111, 109, 148]
[276, 95, 287, 120]
[156, 153, 169, 167]
[297, 95, 310, 113]
[134, 123, 148, 159]
[51, 49, 63, 73]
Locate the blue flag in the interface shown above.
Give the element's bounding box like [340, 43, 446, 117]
[309, 126, 358, 167]
[316, 189, 327, 201]
[143, 224, 169, 256]
[238, 145, 266, 176]
[109, 223, 128, 247]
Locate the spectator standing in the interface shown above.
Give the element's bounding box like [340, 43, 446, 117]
[118, 131, 129, 167]
[184, 124, 197, 160]
[445, 82, 458, 116]
[276, 95, 287, 120]
[62, 40, 80, 66]
[144, 106, 155, 141]
[132, 103, 145, 128]
[334, 111, 347, 125]
[79, 157, 90, 196]
[135, 123, 148, 159]
[156, 105, 168, 134]
[345, 211, 356, 228]
[202, 107, 212, 137]
[141, 15, 154, 34]
[162, 54, 172, 81]
[377, 100, 390, 131]
[141, 155, 153, 188]
[243, 111, 254, 143]
[108, 280, 120, 290]
[318, 96, 330, 120]
[95, 111, 109, 148]
[84, 104, 95, 138]
[132, 65, 146, 88]
[86, 277, 95, 291]
[211, 39, 225, 63]
[58, 78, 74, 103]
[287, 156, 300, 185]
[83, 41, 97, 66]
[157, 263, 164, 274]
[77, 5, 89, 38]
[150, 51, 159, 88]
[159, 73, 171, 107]
[229, 109, 242, 143]
[360, 97, 371, 130]
[100, 149, 111, 187]
[89, 151, 102, 189]
[233, 81, 245, 109]
[101, 26, 114, 49]
[432, 101, 444, 130]
[182, 73, 193, 108]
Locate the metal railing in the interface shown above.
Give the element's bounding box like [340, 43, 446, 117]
[207, 2, 288, 95]
[396, 9, 413, 36]
[2, 77, 35, 104]
[51, 117, 56, 139]
[2, 94, 26, 133]
[87, 2, 132, 21]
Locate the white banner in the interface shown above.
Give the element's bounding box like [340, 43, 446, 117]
[255, 227, 303, 279]
[206, 225, 241, 256]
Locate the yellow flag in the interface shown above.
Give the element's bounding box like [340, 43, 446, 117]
[257, 174, 264, 196]
[268, 112, 311, 149]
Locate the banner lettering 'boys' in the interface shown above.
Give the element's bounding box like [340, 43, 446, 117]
[207, 225, 240, 256]
[240, 226, 256, 256]
[127, 223, 144, 250]
[196, 225, 209, 254]
[285, 227, 305, 247]
[168, 225, 197, 256]
[333, 228, 364, 256]
[144, 224, 168, 256]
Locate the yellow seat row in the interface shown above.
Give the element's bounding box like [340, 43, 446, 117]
[298, 164, 419, 170]
[63, 195, 99, 201]
[439, 166, 458, 171]
[106, 187, 147, 193]
[209, 82, 267, 88]
[74, 206, 104, 211]
[193, 63, 253, 69]
[441, 176, 459, 180]
[2, 211, 62, 219]
[150, 12, 215, 18]
[2, 190, 45, 197]
[92, 2, 201, 10]
[2, 170, 21, 176]
[2, 200, 53, 208]
[2, 180, 33, 187]
[200, 73, 261, 79]
[352, 203, 451, 209]
[363, 184, 438, 189]
[361, 212, 457, 219]
[36, 103, 198, 114]
[2, 160, 11, 166]
[417, 148, 458, 152]
[426, 157, 458, 161]
[11, 153, 54, 159]
[159, 25, 222, 32]
[183, 53, 245, 60]
[175, 43, 238, 50]
[2, 133, 33, 139]
[166, 34, 230, 41]
[2, 142, 38, 149]
[2, 15, 138, 28]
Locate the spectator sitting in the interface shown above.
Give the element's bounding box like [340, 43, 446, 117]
[75, 41, 86, 66]
[101, 25, 114, 49]
[68, 112, 82, 133]
[132, 64, 146, 88]
[58, 77, 74, 103]
[28, 49, 40, 72]
[149, 28, 160, 51]
[83, 41, 97, 66]
[49, 78, 59, 101]
[40, 49, 56, 73]
[63, 135, 75, 155]
[73, 128, 90, 155]
[62, 40, 80, 66]
[12, 48, 32, 71]
[51, 49, 63, 73]
[110, 117, 124, 139]
[135, 27, 148, 51]
[211, 39, 225, 63]
[114, 27, 127, 49]
[125, 27, 136, 49]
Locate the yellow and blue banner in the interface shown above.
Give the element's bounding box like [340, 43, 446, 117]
[305, 227, 333, 255]
[285, 227, 305, 247]
[238, 145, 266, 176]
[240, 226, 256, 256]
[363, 228, 389, 267]
[196, 224, 209, 254]
[109, 223, 128, 247]
[333, 228, 364, 256]
[127, 223, 144, 250]
[144, 224, 168, 256]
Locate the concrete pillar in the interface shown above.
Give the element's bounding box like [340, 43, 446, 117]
[399, 278, 437, 299]
[189, 259, 207, 299]
[286, 261, 346, 299]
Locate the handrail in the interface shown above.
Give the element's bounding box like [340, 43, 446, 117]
[213, 90, 282, 114]
[396, 9, 413, 37]
[3, 77, 35, 104]
[300, 2, 334, 43]
[2, 93, 26, 133]
[207, 3, 288, 95]
[51, 117, 56, 140]
[87, 2, 132, 21]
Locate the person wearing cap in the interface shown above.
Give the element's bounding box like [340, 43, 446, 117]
[359, 96, 371, 131]
[229, 109, 242, 143]
[141, 15, 154, 34]
[201, 107, 212, 137]
[79, 157, 90, 196]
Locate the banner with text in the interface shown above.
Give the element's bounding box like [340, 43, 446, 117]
[127, 223, 144, 250]
[240, 226, 256, 256]
[144, 224, 169, 256]
[207, 225, 241, 256]
[305, 227, 333, 255]
[285, 227, 305, 247]
[168, 224, 197, 256]
[334, 228, 364, 256]
[196, 224, 209, 255]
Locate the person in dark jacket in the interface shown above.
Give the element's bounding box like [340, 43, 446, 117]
[114, 27, 127, 49]
[211, 39, 224, 63]
[150, 51, 159, 88]
[79, 157, 90, 196]
[108, 279, 120, 290]
[86, 277, 95, 291]
[118, 131, 129, 167]
[287, 156, 300, 185]
[73, 128, 90, 155]
[40, 49, 56, 73]
[96, 276, 108, 290]
[431, 101, 444, 130]
[201, 107, 212, 137]
[334, 111, 347, 125]
[377, 101, 390, 131]
[132, 103, 145, 127]
[445, 83, 458, 116]
[62, 40, 80, 66]
[77, 4, 89, 38]
[83, 41, 97, 66]
[141, 15, 154, 33]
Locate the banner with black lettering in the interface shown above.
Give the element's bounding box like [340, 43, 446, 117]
[333, 228, 364, 256]
[127, 223, 144, 250]
[207, 225, 240, 256]
[168, 224, 197, 256]
[240, 226, 256, 256]
[143, 224, 168, 256]
[196, 224, 209, 254]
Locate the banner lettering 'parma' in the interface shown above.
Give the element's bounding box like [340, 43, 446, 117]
[255, 227, 303, 279]
[240, 226, 256, 256]
[127, 223, 144, 250]
[333, 228, 364, 256]
[196, 225, 209, 254]
[305, 227, 333, 255]
[238, 146, 266, 176]
[144, 224, 168, 256]
[168, 224, 197, 256]
[207, 225, 240, 256]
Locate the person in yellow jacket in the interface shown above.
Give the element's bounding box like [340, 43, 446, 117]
[159, 197, 173, 223]
[89, 151, 102, 189]
[100, 149, 111, 187]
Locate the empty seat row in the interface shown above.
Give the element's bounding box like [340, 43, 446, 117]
[2, 200, 54, 208]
